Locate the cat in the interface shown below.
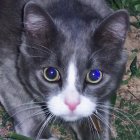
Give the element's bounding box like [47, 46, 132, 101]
[0, 0, 129, 140]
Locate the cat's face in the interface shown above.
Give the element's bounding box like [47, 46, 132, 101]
[19, 2, 129, 122]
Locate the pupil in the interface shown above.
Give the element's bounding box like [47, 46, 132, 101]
[89, 70, 100, 81]
[46, 67, 57, 79]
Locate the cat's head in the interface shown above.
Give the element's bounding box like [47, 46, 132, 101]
[19, 2, 129, 122]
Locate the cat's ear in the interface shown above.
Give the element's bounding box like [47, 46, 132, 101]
[23, 2, 56, 42]
[94, 10, 129, 47]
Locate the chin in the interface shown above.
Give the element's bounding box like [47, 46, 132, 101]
[62, 115, 83, 122]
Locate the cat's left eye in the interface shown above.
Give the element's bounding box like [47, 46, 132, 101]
[86, 69, 103, 84]
[43, 67, 60, 82]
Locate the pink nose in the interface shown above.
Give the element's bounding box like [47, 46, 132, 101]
[65, 100, 80, 111]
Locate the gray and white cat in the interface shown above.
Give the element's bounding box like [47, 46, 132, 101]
[0, 0, 129, 140]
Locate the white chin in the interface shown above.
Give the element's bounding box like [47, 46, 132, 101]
[62, 115, 82, 122]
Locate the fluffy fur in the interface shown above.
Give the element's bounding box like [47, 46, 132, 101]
[0, 0, 129, 140]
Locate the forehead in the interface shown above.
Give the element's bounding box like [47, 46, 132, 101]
[53, 19, 93, 66]
[56, 19, 93, 42]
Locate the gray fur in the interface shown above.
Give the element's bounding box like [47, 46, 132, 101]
[0, 0, 129, 140]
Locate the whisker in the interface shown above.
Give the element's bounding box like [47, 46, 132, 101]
[6, 109, 49, 139]
[6, 99, 46, 111]
[97, 103, 140, 137]
[94, 112, 112, 133]
[97, 103, 139, 133]
[97, 108, 135, 139]
[89, 47, 106, 61]
[89, 46, 127, 62]
[87, 117, 95, 137]
[35, 117, 48, 140]
[89, 116, 100, 139]
[36, 114, 54, 140]
[1, 105, 46, 125]
[48, 115, 57, 131]
[16, 108, 49, 127]
[32, 43, 56, 56]
[16, 101, 46, 108]
[11, 105, 47, 118]
[97, 102, 137, 117]
[28, 55, 46, 58]
[95, 112, 114, 140]
[91, 111, 114, 140]
[26, 46, 53, 55]
[6, 101, 46, 113]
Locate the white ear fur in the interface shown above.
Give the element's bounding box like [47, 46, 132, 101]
[25, 14, 47, 32]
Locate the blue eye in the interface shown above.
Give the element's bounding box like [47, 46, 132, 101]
[86, 69, 102, 84]
[43, 67, 60, 82]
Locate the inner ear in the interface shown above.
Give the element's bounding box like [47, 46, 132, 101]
[93, 10, 129, 47]
[24, 2, 55, 40]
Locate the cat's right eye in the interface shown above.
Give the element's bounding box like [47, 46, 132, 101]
[43, 67, 60, 82]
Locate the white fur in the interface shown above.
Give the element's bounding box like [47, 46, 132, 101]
[29, 15, 43, 23]
[26, 14, 45, 31]
[64, 61, 80, 103]
[67, 60, 77, 88]
[48, 60, 96, 121]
